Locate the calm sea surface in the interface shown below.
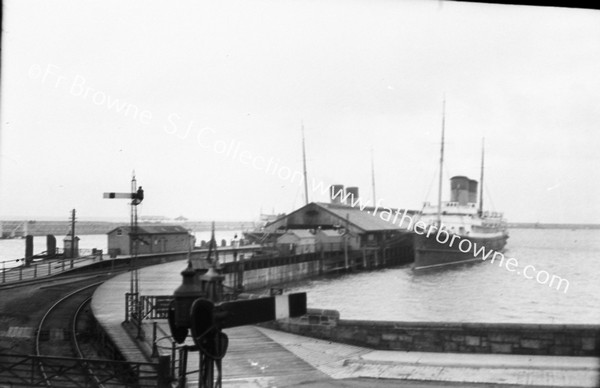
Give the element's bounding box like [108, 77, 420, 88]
[1, 228, 598, 324]
[285, 228, 600, 324]
[0, 230, 241, 269]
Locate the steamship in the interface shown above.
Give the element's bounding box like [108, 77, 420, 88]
[412, 105, 508, 270]
[413, 176, 508, 270]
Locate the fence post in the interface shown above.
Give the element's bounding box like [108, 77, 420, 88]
[19, 266, 23, 281]
[151, 322, 158, 358]
[62, 259, 65, 272]
[157, 355, 172, 388]
[178, 347, 188, 387]
[2, 261, 5, 283]
[48, 261, 51, 275]
[31, 356, 35, 383]
[171, 341, 176, 380]
[34, 264, 37, 278]
[137, 308, 143, 339]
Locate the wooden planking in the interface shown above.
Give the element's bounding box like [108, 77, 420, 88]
[91, 270, 153, 364]
[92, 259, 334, 385]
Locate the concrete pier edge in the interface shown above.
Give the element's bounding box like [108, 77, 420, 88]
[90, 258, 600, 387]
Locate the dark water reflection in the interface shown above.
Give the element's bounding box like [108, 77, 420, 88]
[287, 229, 600, 324]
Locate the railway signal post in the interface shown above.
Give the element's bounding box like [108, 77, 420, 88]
[103, 174, 144, 326]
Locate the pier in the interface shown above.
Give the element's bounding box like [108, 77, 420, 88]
[0, 238, 599, 386]
[87, 259, 599, 387]
[1, 229, 599, 387]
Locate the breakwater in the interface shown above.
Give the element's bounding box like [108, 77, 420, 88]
[0, 220, 249, 238]
[262, 309, 600, 357]
[1, 220, 121, 237]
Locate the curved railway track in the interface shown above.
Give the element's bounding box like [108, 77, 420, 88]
[35, 282, 107, 387]
[32, 281, 160, 388]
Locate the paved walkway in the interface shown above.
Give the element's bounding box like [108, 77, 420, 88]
[91, 259, 600, 387]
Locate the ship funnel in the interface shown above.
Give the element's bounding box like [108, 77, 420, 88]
[346, 187, 359, 205]
[468, 179, 478, 204]
[330, 185, 345, 204]
[450, 176, 470, 206]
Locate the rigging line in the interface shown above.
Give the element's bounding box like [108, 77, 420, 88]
[290, 183, 302, 212]
[422, 165, 437, 206]
[484, 182, 496, 211]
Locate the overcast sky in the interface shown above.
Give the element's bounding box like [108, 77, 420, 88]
[1, 0, 599, 223]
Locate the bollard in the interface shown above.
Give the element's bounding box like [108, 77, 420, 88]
[25, 235, 34, 267]
[46, 235, 57, 259]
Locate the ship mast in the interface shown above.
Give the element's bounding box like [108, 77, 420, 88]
[479, 138, 485, 215]
[301, 121, 309, 205]
[437, 99, 446, 226]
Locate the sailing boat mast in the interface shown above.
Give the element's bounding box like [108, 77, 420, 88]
[479, 138, 485, 215]
[437, 99, 446, 226]
[301, 121, 309, 205]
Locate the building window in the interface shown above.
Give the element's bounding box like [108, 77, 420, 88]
[116, 229, 122, 236]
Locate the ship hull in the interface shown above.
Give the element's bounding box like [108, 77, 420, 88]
[413, 232, 508, 271]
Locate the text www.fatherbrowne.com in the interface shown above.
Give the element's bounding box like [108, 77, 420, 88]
[328, 186, 570, 294]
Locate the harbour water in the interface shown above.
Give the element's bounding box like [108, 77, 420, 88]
[0, 230, 241, 269]
[286, 228, 600, 325]
[1, 228, 597, 325]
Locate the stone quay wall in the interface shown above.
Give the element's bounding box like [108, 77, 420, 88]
[261, 309, 600, 357]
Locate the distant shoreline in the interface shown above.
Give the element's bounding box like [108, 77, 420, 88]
[507, 223, 600, 230]
[2, 219, 599, 237]
[0, 220, 254, 237]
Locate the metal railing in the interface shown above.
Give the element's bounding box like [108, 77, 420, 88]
[126, 294, 174, 340]
[0, 253, 104, 285]
[0, 353, 165, 387]
[140, 295, 173, 320]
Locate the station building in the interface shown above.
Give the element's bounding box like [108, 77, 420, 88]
[107, 225, 193, 256]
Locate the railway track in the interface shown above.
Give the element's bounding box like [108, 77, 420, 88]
[28, 280, 162, 388]
[35, 282, 104, 387]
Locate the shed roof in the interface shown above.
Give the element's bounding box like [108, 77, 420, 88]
[266, 202, 415, 233]
[108, 225, 190, 235]
[320, 203, 403, 232]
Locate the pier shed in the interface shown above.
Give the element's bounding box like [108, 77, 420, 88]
[276, 229, 316, 256]
[107, 225, 193, 256]
[264, 202, 415, 250]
